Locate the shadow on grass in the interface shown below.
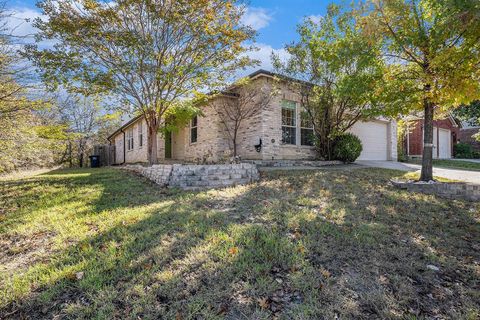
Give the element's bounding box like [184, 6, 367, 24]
[1, 167, 479, 319]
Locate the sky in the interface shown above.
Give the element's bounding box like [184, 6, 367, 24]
[6, 0, 338, 74]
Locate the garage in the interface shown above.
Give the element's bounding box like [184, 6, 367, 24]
[437, 128, 452, 159]
[348, 121, 389, 160]
[430, 127, 452, 159]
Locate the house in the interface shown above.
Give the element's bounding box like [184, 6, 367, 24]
[403, 115, 460, 159]
[107, 70, 397, 164]
[459, 122, 480, 152]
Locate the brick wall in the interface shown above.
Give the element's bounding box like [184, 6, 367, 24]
[110, 75, 396, 163]
[173, 77, 318, 162]
[259, 78, 317, 160]
[407, 118, 459, 157]
[459, 128, 480, 152]
[173, 97, 232, 163]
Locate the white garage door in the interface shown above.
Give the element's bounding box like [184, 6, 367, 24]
[438, 128, 451, 159]
[348, 121, 388, 160]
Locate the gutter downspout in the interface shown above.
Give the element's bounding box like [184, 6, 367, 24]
[121, 128, 126, 165]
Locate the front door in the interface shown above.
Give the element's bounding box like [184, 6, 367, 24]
[165, 131, 172, 159]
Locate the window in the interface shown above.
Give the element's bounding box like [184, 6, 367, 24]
[281, 100, 296, 144]
[190, 116, 198, 143]
[127, 128, 134, 151]
[138, 122, 143, 147]
[300, 109, 314, 146]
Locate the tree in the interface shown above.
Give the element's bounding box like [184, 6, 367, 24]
[361, 0, 480, 181]
[55, 94, 120, 167]
[0, 2, 39, 120]
[454, 101, 480, 127]
[213, 78, 274, 158]
[272, 4, 387, 160]
[26, 0, 256, 165]
[0, 1, 65, 173]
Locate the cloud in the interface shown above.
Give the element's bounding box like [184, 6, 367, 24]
[305, 14, 322, 24]
[6, 7, 44, 39]
[250, 43, 289, 70]
[5, 6, 57, 49]
[237, 43, 290, 77]
[241, 7, 273, 30]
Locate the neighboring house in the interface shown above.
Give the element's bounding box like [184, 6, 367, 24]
[107, 70, 398, 164]
[403, 115, 460, 159]
[459, 122, 480, 152]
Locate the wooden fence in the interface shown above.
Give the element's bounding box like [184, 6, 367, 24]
[93, 145, 116, 166]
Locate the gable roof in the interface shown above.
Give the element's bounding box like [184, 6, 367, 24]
[107, 114, 143, 141]
[107, 69, 283, 141]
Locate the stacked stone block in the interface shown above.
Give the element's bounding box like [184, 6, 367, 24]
[391, 180, 480, 202]
[243, 159, 342, 167]
[122, 163, 259, 190]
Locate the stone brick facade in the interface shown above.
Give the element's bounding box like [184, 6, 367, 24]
[122, 163, 259, 190]
[111, 117, 165, 164]
[108, 71, 397, 164]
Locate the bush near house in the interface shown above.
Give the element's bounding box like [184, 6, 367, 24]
[332, 133, 363, 163]
[454, 142, 475, 159]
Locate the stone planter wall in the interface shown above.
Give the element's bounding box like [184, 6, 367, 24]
[243, 160, 342, 167]
[391, 180, 480, 202]
[122, 163, 259, 190]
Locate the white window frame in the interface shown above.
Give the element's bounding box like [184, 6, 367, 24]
[300, 108, 314, 146]
[127, 128, 134, 151]
[138, 122, 143, 148]
[281, 100, 297, 145]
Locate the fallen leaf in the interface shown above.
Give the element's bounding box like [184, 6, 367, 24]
[257, 297, 269, 309]
[228, 246, 238, 255]
[320, 268, 331, 279]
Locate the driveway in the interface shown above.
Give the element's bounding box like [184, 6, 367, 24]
[357, 160, 480, 184]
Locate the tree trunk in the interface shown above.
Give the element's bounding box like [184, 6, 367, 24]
[78, 139, 85, 168]
[233, 128, 238, 158]
[147, 123, 159, 165]
[420, 95, 434, 181]
[68, 141, 73, 168]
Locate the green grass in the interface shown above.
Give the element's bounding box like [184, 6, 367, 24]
[408, 159, 480, 171]
[1, 167, 479, 319]
[400, 171, 459, 182]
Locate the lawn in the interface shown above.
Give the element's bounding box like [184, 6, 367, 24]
[1, 167, 479, 319]
[407, 159, 480, 171]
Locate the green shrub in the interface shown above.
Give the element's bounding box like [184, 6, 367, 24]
[333, 133, 363, 163]
[454, 143, 473, 159]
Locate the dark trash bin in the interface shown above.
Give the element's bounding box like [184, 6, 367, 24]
[89, 155, 100, 168]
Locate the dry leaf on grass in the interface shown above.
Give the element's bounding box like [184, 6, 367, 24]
[228, 246, 238, 255]
[257, 297, 269, 309]
[320, 268, 331, 278]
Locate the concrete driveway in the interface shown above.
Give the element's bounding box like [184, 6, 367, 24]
[356, 160, 480, 184]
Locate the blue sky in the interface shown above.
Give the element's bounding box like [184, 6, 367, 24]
[7, 0, 337, 72]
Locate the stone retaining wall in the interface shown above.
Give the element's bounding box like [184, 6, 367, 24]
[243, 160, 342, 167]
[122, 163, 259, 190]
[391, 180, 480, 202]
